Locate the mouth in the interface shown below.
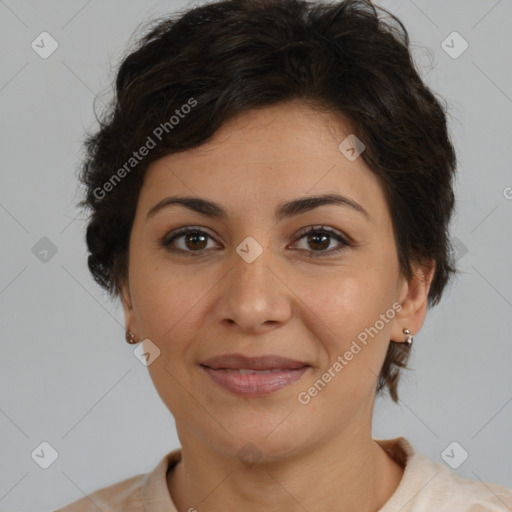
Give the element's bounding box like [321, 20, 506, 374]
[200, 354, 311, 397]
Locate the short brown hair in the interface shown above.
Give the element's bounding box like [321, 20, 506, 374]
[80, 0, 457, 402]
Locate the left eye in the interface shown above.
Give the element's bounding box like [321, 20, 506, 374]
[291, 225, 350, 255]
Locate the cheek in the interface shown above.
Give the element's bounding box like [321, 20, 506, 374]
[131, 261, 202, 344]
[129, 259, 206, 407]
[301, 265, 392, 338]
[300, 262, 397, 389]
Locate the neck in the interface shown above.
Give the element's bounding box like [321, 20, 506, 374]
[167, 428, 404, 512]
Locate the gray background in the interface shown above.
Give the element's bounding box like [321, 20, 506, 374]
[1, 0, 511, 510]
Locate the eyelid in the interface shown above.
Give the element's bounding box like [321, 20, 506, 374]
[293, 224, 348, 242]
[161, 225, 218, 245]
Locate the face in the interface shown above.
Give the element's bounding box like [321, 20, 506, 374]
[121, 100, 432, 461]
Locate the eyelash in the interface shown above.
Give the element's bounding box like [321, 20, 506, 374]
[161, 225, 351, 257]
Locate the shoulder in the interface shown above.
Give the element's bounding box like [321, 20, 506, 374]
[54, 473, 145, 512]
[411, 456, 512, 511]
[54, 448, 182, 512]
[376, 437, 512, 512]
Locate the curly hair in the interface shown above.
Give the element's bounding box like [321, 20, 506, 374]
[79, 0, 457, 403]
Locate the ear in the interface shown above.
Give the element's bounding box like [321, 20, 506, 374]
[120, 281, 139, 340]
[390, 260, 436, 343]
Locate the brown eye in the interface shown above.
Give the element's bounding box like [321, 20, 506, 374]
[183, 232, 208, 250]
[292, 226, 350, 256]
[306, 231, 331, 251]
[163, 228, 218, 253]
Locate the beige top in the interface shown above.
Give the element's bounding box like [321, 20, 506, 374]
[55, 437, 512, 511]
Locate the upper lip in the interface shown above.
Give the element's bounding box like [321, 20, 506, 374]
[201, 354, 310, 371]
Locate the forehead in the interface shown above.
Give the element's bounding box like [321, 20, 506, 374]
[138, 101, 387, 220]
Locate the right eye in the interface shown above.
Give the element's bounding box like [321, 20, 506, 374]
[162, 227, 221, 255]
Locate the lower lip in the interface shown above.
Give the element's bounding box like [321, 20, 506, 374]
[201, 366, 309, 397]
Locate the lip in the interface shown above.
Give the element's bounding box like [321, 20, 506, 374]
[200, 354, 311, 397]
[201, 354, 309, 370]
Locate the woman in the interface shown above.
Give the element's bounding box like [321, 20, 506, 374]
[56, 0, 512, 510]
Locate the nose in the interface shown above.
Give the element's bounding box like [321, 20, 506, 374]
[214, 243, 293, 334]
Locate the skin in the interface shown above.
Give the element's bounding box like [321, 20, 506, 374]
[121, 100, 435, 512]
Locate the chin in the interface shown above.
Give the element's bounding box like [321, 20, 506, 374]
[200, 411, 315, 463]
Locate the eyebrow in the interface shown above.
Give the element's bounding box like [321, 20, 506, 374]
[146, 193, 370, 222]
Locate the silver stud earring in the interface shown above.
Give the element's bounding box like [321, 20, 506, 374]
[403, 328, 413, 347]
[125, 330, 138, 344]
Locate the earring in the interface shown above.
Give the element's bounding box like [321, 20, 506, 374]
[125, 330, 138, 344]
[403, 328, 413, 347]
